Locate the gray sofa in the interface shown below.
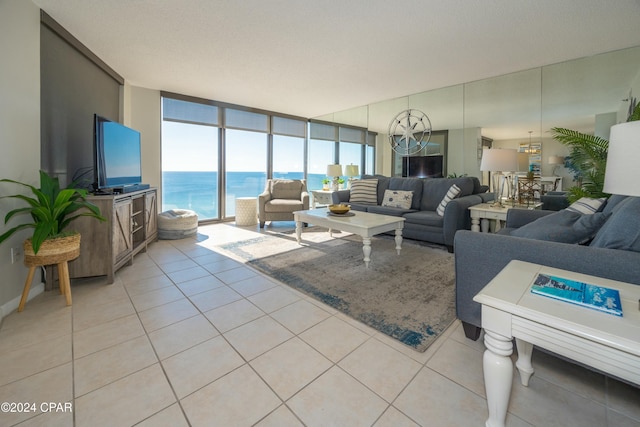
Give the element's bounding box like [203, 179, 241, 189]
[332, 175, 492, 252]
[455, 194, 640, 340]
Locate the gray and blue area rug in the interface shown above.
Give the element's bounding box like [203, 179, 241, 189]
[219, 227, 456, 352]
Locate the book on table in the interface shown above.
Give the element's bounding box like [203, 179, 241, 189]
[530, 273, 623, 316]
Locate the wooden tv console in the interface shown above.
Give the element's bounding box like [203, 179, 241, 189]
[67, 188, 158, 284]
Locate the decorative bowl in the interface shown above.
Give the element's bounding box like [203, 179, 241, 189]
[328, 204, 351, 214]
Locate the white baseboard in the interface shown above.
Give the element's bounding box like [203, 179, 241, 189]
[0, 282, 45, 324]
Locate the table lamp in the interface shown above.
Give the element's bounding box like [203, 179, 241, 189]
[603, 121, 640, 197]
[480, 148, 518, 208]
[326, 164, 343, 191]
[344, 164, 359, 189]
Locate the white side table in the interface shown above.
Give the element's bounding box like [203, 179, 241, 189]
[469, 202, 543, 232]
[310, 190, 335, 208]
[235, 197, 257, 226]
[474, 260, 640, 427]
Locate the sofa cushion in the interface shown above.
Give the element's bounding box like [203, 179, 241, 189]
[389, 177, 423, 209]
[403, 210, 444, 227]
[590, 197, 640, 252]
[421, 178, 474, 211]
[566, 197, 606, 214]
[381, 189, 413, 209]
[436, 184, 461, 216]
[270, 180, 303, 199]
[367, 205, 415, 217]
[362, 174, 390, 205]
[349, 179, 378, 204]
[511, 210, 610, 244]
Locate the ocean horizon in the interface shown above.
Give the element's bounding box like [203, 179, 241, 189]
[162, 171, 327, 220]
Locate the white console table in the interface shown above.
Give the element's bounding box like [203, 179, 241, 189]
[474, 260, 640, 427]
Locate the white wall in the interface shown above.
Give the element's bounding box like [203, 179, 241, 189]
[124, 85, 162, 211]
[0, 0, 43, 318]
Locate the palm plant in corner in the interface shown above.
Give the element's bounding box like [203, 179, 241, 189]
[0, 170, 106, 263]
[550, 102, 640, 203]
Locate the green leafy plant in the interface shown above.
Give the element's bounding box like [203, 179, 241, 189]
[321, 177, 330, 185]
[550, 103, 640, 203]
[550, 128, 608, 202]
[0, 170, 106, 254]
[338, 178, 345, 184]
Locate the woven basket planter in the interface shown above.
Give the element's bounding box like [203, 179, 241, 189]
[23, 233, 81, 267]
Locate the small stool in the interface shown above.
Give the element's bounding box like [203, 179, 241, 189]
[235, 197, 258, 226]
[158, 209, 198, 240]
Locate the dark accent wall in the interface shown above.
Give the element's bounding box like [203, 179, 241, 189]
[40, 11, 123, 189]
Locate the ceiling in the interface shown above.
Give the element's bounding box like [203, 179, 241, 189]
[33, 0, 640, 120]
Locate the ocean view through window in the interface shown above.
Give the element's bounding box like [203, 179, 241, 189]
[161, 94, 374, 221]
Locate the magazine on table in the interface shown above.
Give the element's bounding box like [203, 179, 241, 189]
[530, 273, 623, 316]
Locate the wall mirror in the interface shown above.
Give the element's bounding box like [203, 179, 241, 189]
[314, 45, 640, 188]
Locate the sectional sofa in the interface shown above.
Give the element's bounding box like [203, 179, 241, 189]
[454, 194, 640, 340]
[332, 174, 492, 252]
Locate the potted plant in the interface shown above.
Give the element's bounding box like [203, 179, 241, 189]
[338, 177, 345, 190]
[321, 177, 330, 191]
[0, 170, 106, 261]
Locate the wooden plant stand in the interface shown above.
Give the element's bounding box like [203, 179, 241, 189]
[19, 234, 81, 312]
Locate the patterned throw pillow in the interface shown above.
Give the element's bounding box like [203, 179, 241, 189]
[350, 179, 378, 204]
[436, 184, 461, 216]
[381, 189, 413, 209]
[566, 197, 606, 215]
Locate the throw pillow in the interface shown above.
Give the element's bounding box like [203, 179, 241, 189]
[511, 210, 610, 244]
[590, 197, 640, 252]
[566, 197, 606, 214]
[349, 179, 378, 204]
[381, 189, 413, 209]
[436, 184, 461, 216]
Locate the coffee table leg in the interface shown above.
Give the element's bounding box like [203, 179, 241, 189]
[483, 329, 513, 427]
[295, 220, 302, 244]
[471, 217, 480, 232]
[515, 338, 534, 386]
[362, 237, 372, 268]
[395, 227, 403, 255]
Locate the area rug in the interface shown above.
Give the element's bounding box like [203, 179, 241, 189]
[218, 227, 456, 352]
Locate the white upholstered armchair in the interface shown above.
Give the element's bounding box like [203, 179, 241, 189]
[258, 179, 309, 228]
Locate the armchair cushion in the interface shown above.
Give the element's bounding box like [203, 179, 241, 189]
[566, 197, 607, 214]
[271, 179, 304, 200]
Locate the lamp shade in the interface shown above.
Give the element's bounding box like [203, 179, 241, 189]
[548, 155, 564, 165]
[344, 164, 359, 177]
[480, 148, 518, 172]
[326, 164, 343, 177]
[603, 121, 640, 197]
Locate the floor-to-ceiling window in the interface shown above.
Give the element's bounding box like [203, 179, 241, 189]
[161, 98, 220, 220]
[225, 128, 268, 217]
[272, 116, 306, 180]
[161, 94, 372, 222]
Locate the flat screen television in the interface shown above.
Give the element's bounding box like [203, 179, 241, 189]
[94, 115, 143, 192]
[402, 155, 443, 178]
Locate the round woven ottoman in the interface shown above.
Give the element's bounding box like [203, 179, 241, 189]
[158, 209, 198, 240]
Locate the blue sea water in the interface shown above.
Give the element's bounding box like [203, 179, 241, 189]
[162, 171, 326, 220]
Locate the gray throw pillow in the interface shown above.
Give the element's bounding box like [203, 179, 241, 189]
[511, 210, 610, 244]
[590, 197, 640, 252]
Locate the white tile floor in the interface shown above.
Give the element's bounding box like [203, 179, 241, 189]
[0, 222, 638, 426]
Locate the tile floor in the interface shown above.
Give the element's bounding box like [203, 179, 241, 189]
[0, 222, 638, 426]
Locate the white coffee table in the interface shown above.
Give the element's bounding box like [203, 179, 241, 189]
[469, 202, 543, 232]
[293, 208, 405, 268]
[474, 260, 640, 427]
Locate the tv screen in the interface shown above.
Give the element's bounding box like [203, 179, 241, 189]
[402, 155, 443, 178]
[94, 115, 142, 190]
